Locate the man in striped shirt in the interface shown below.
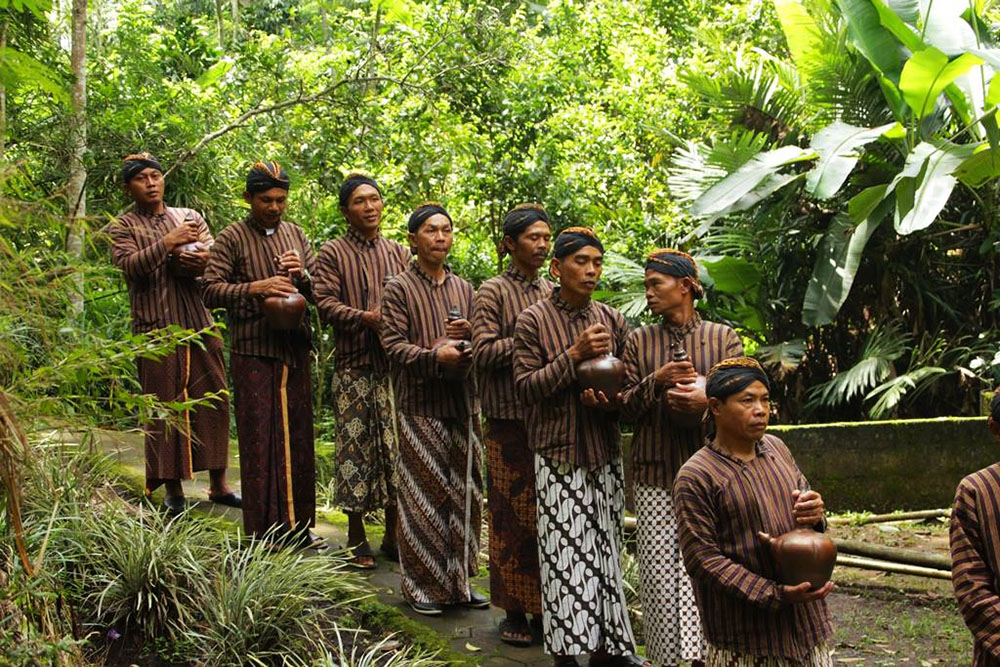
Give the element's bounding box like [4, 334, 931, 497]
[314, 173, 409, 569]
[950, 392, 1000, 666]
[674, 358, 833, 666]
[203, 161, 318, 544]
[109, 153, 235, 514]
[472, 203, 554, 646]
[621, 249, 742, 666]
[380, 202, 485, 616]
[513, 228, 645, 667]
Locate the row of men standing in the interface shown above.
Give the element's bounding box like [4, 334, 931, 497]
[109, 154, 833, 667]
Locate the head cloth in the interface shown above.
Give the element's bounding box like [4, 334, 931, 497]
[499, 203, 550, 257]
[706, 357, 770, 401]
[245, 161, 290, 194]
[408, 202, 451, 233]
[646, 248, 704, 298]
[339, 172, 381, 208]
[121, 152, 164, 183]
[553, 226, 604, 259]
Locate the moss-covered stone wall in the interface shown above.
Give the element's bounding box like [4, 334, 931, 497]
[623, 417, 998, 513]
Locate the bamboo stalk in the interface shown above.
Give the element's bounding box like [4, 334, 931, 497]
[833, 538, 951, 570]
[836, 554, 952, 580]
[827, 509, 950, 526]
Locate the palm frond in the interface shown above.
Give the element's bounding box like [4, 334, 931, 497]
[667, 131, 771, 203]
[866, 366, 948, 418]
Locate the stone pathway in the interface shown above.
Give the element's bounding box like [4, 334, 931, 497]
[97, 430, 551, 665]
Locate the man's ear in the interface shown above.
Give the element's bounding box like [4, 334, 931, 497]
[708, 396, 722, 417]
[243, 191, 252, 205]
[549, 257, 561, 280]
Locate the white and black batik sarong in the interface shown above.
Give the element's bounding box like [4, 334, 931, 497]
[534, 454, 637, 657]
[635, 483, 704, 665]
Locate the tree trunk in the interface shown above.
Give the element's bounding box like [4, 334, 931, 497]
[230, 0, 239, 41]
[66, 0, 87, 318]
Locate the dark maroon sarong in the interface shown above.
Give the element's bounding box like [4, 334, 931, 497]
[231, 352, 315, 538]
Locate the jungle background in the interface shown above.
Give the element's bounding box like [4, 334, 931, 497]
[2, 0, 1000, 663]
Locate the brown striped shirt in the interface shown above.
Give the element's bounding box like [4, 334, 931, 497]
[202, 217, 316, 367]
[512, 291, 629, 468]
[380, 261, 476, 419]
[314, 227, 410, 372]
[472, 265, 554, 420]
[621, 314, 742, 488]
[109, 207, 215, 334]
[673, 434, 832, 660]
[951, 464, 1000, 666]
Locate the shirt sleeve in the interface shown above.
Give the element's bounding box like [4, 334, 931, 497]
[380, 279, 440, 378]
[109, 218, 169, 281]
[472, 281, 514, 371]
[724, 326, 744, 358]
[951, 479, 1000, 657]
[313, 243, 366, 330]
[202, 229, 252, 309]
[674, 469, 785, 611]
[513, 308, 576, 403]
[619, 329, 660, 423]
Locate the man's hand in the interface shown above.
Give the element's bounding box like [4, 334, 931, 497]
[361, 310, 381, 330]
[780, 580, 835, 604]
[654, 360, 697, 387]
[665, 381, 707, 414]
[792, 489, 825, 526]
[580, 388, 623, 410]
[276, 249, 303, 279]
[162, 221, 200, 252]
[176, 247, 209, 273]
[568, 324, 612, 363]
[249, 276, 298, 298]
[436, 342, 473, 369]
[445, 318, 472, 341]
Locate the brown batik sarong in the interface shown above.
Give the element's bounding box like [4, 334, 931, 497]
[485, 418, 542, 615]
[231, 352, 315, 539]
[332, 367, 396, 513]
[136, 334, 229, 493]
[396, 412, 483, 605]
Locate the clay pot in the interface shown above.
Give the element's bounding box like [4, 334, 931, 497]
[577, 354, 625, 401]
[167, 242, 208, 278]
[762, 528, 837, 590]
[262, 292, 307, 330]
[430, 337, 471, 380]
[667, 374, 707, 428]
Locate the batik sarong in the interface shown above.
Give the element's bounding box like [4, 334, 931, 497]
[635, 483, 703, 665]
[231, 352, 315, 539]
[136, 334, 229, 492]
[534, 454, 637, 657]
[706, 641, 833, 667]
[486, 418, 542, 615]
[396, 412, 483, 605]
[332, 367, 396, 513]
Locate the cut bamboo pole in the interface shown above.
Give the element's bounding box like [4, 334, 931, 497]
[836, 554, 952, 580]
[827, 509, 950, 526]
[832, 538, 951, 571]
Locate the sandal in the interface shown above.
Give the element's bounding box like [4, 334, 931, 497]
[208, 492, 243, 508]
[499, 617, 532, 648]
[347, 540, 377, 570]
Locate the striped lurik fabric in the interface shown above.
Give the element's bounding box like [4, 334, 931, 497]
[380, 261, 476, 419]
[620, 314, 743, 488]
[673, 434, 832, 661]
[950, 463, 1000, 666]
[705, 640, 833, 666]
[396, 413, 483, 605]
[313, 227, 410, 371]
[472, 265, 554, 420]
[202, 217, 316, 368]
[109, 207, 215, 334]
[512, 291, 629, 468]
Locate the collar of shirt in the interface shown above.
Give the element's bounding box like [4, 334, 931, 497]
[664, 311, 702, 339]
[346, 225, 380, 249]
[505, 264, 544, 288]
[410, 259, 451, 287]
[246, 215, 282, 237]
[550, 290, 593, 317]
[707, 436, 772, 464]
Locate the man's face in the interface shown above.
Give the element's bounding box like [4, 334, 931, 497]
[710, 380, 770, 442]
[644, 269, 693, 317]
[408, 214, 453, 264]
[505, 221, 551, 271]
[244, 187, 288, 227]
[124, 168, 164, 207]
[551, 245, 603, 298]
[340, 184, 383, 236]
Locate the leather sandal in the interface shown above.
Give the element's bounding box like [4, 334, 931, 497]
[208, 492, 242, 508]
[347, 540, 377, 569]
